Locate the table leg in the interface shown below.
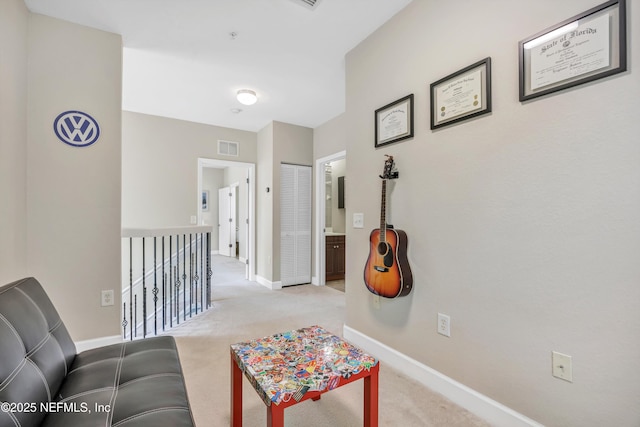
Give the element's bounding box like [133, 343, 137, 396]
[267, 403, 284, 427]
[230, 353, 243, 427]
[363, 367, 379, 427]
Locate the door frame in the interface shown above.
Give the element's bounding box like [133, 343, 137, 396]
[198, 158, 255, 282]
[314, 150, 346, 286]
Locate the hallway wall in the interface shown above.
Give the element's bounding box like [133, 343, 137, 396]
[27, 14, 123, 340]
[0, 0, 29, 284]
[122, 111, 257, 228]
[344, 1, 640, 425]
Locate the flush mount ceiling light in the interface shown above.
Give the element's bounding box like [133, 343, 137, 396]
[237, 89, 257, 106]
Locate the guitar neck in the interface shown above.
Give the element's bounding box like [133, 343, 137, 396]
[379, 179, 387, 241]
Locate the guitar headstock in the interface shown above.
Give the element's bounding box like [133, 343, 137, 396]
[380, 155, 399, 180]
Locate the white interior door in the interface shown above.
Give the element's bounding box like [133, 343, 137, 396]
[281, 166, 296, 284]
[218, 186, 237, 257]
[218, 187, 231, 256]
[280, 164, 312, 286]
[229, 185, 237, 257]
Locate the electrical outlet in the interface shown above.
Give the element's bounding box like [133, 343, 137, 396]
[552, 351, 573, 382]
[101, 290, 114, 307]
[437, 313, 451, 337]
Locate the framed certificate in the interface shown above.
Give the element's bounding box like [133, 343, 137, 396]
[430, 58, 492, 130]
[519, 0, 626, 102]
[374, 94, 414, 148]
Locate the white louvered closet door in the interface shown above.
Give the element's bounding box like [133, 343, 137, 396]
[280, 164, 312, 286]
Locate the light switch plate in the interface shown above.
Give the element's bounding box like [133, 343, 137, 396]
[353, 213, 364, 228]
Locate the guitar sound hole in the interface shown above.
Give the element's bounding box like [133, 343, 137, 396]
[377, 242, 388, 256]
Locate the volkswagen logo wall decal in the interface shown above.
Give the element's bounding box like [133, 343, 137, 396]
[53, 110, 100, 147]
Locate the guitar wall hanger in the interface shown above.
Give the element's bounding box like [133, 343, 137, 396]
[379, 171, 398, 179]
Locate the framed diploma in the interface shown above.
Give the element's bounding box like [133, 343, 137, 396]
[519, 0, 626, 102]
[374, 94, 414, 148]
[430, 58, 492, 130]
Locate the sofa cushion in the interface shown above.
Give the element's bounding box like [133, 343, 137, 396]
[0, 277, 76, 427]
[44, 337, 194, 427]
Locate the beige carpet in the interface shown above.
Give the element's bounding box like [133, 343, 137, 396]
[167, 256, 490, 426]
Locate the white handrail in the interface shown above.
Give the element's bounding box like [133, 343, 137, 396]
[122, 225, 212, 238]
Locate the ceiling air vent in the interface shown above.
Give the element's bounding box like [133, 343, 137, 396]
[289, 0, 322, 10]
[218, 140, 239, 157]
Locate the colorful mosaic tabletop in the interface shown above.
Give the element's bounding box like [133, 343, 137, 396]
[230, 325, 378, 406]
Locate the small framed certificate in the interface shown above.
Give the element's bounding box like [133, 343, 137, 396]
[519, 0, 626, 102]
[374, 94, 414, 148]
[430, 58, 492, 130]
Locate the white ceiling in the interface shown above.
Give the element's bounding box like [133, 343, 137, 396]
[24, 0, 413, 132]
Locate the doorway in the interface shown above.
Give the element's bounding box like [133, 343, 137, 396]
[197, 158, 255, 282]
[314, 150, 346, 287]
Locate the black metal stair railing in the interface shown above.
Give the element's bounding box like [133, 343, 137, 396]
[122, 226, 212, 340]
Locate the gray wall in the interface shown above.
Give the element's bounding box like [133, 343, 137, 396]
[313, 113, 347, 160]
[312, 114, 347, 280]
[257, 122, 275, 281]
[0, 0, 28, 284]
[1, 3, 122, 341]
[26, 14, 123, 341]
[344, 1, 640, 426]
[122, 111, 257, 228]
[256, 121, 313, 283]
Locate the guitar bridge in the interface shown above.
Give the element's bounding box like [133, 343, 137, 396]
[374, 266, 389, 272]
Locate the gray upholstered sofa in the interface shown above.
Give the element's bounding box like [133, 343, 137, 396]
[0, 277, 195, 427]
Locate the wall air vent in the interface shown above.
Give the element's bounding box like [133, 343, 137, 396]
[218, 140, 239, 157]
[289, 0, 322, 10]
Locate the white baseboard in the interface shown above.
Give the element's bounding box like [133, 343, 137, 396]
[75, 335, 122, 353]
[255, 275, 282, 290]
[343, 325, 543, 427]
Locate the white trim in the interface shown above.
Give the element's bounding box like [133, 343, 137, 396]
[75, 335, 122, 353]
[314, 151, 346, 288]
[255, 275, 282, 290]
[343, 325, 544, 427]
[122, 225, 210, 238]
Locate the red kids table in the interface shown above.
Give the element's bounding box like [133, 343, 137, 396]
[230, 325, 379, 427]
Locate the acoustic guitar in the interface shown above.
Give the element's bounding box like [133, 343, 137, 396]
[363, 155, 413, 298]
